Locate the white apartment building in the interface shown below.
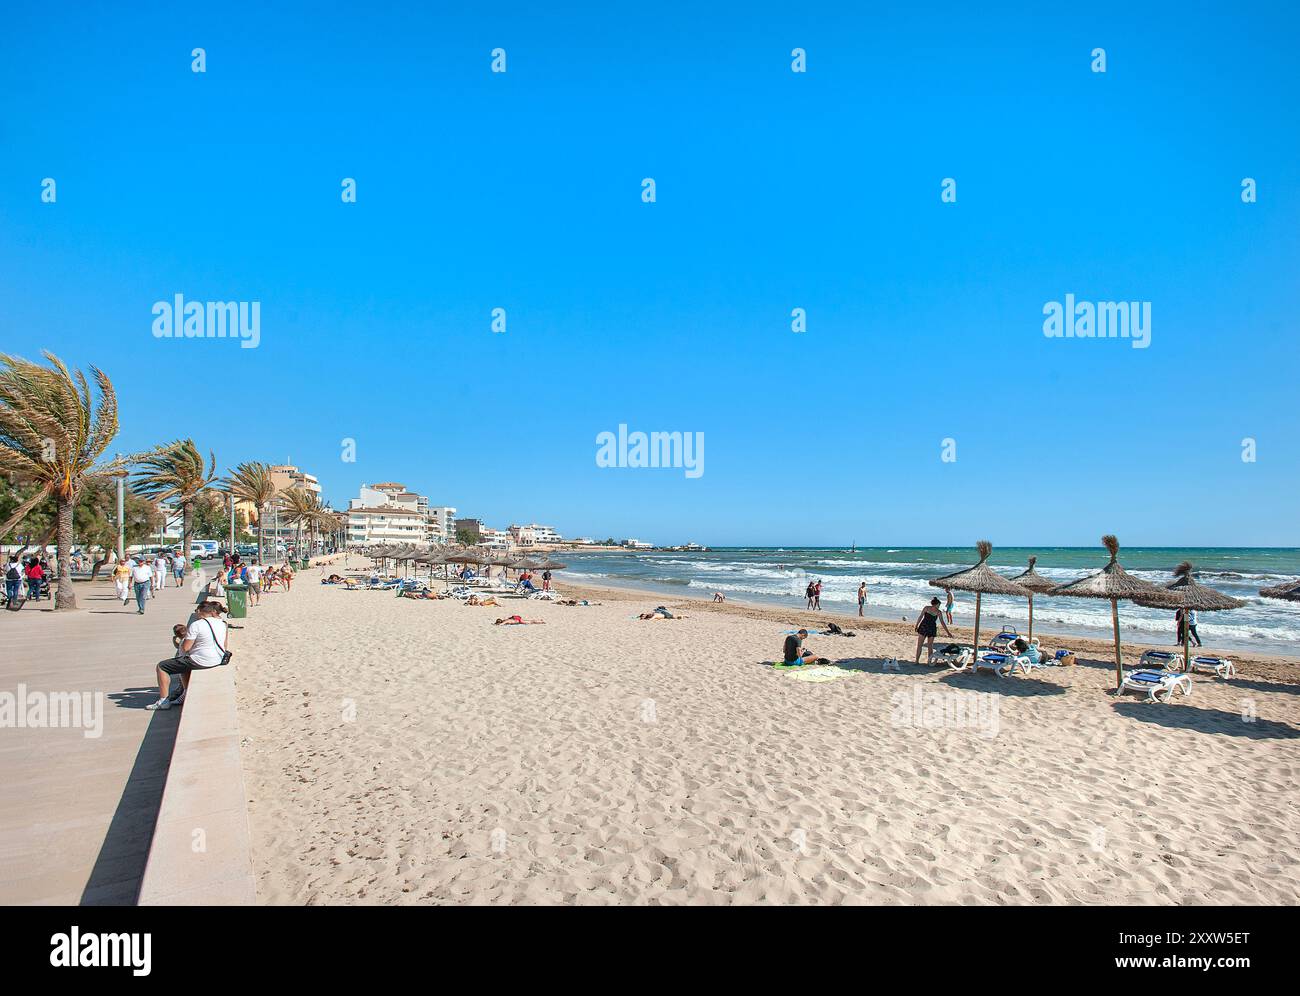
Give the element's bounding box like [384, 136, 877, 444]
[479, 528, 513, 550]
[427, 506, 457, 544]
[345, 483, 456, 547]
[345, 507, 428, 547]
[509, 523, 563, 546]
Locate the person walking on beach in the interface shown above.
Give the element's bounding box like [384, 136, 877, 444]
[857, 581, 867, 617]
[1174, 607, 1186, 646]
[914, 596, 954, 664]
[805, 580, 815, 609]
[1186, 608, 1202, 647]
[5, 556, 23, 606]
[130, 558, 153, 614]
[944, 589, 954, 626]
[542, 569, 551, 592]
[813, 580, 823, 611]
[112, 557, 132, 604]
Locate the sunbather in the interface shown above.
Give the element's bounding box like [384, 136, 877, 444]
[494, 615, 545, 625]
[638, 606, 688, 620]
[467, 594, 499, 606]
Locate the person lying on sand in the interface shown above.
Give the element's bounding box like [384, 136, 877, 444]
[557, 598, 600, 606]
[322, 574, 346, 584]
[466, 594, 499, 606]
[638, 606, 687, 620]
[494, 615, 544, 625]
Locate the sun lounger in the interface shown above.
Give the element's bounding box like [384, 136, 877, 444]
[988, 628, 1020, 653]
[1119, 668, 1192, 703]
[931, 643, 974, 669]
[1139, 649, 1183, 671]
[974, 652, 1015, 676]
[1188, 655, 1236, 678]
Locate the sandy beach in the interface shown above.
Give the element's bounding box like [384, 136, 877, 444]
[231, 562, 1300, 905]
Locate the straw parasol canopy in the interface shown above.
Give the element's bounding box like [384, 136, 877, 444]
[1135, 561, 1245, 671]
[532, 557, 568, 572]
[1051, 535, 1174, 689]
[1007, 555, 1056, 642]
[1260, 578, 1300, 602]
[929, 541, 1031, 665]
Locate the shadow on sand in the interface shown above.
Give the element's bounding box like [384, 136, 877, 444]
[1112, 700, 1300, 740]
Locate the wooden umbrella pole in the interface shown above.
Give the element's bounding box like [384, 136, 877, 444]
[1111, 597, 1122, 690]
[1183, 611, 1191, 672]
[972, 592, 983, 663]
[1028, 594, 1034, 642]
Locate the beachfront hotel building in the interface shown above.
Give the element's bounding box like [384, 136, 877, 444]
[509, 523, 564, 547]
[344, 507, 428, 547]
[427, 506, 457, 544]
[343, 483, 457, 548]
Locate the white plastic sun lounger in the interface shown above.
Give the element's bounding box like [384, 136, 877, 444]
[1139, 649, 1183, 671]
[1187, 655, 1236, 678]
[1120, 668, 1192, 703]
[931, 644, 974, 670]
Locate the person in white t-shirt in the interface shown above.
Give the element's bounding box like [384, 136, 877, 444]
[147, 600, 230, 709]
[152, 555, 167, 593]
[244, 561, 263, 605]
[130, 560, 154, 614]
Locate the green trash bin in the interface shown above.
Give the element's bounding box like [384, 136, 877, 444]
[226, 584, 249, 618]
[298, 559, 310, 571]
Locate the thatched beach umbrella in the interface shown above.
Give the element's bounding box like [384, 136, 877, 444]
[1051, 535, 1174, 690]
[1260, 578, 1300, 602]
[1007, 555, 1056, 642]
[929, 541, 1031, 664]
[1135, 561, 1245, 671]
[532, 557, 568, 572]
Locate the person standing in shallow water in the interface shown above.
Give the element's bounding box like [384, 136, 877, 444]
[857, 581, 867, 617]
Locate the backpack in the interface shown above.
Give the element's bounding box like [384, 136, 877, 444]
[5, 563, 21, 581]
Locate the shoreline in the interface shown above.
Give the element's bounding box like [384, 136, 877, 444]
[552, 575, 1300, 683]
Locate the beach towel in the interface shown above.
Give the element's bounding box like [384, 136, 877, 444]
[785, 666, 857, 683]
[767, 658, 832, 670]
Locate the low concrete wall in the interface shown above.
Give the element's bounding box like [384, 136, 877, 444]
[137, 662, 256, 905]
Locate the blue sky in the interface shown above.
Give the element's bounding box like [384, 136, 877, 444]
[2, 2, 1297, 546]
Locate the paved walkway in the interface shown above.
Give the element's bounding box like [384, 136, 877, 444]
[0, 572, 215, 904]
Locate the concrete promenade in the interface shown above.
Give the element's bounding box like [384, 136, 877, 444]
[0, 572, 209, 904]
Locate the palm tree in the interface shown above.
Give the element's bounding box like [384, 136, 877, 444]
[279, 487, 321, 559]
[224, 461, 275, 562]
[0, 353, 140, 610]
[133, 440, 217, 563]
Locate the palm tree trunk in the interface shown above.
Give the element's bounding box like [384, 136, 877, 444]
[55, 494, 77, 610]
[181, 501, 193, 565]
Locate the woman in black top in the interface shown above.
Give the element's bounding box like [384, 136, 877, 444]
[914, 597, 954, 664]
